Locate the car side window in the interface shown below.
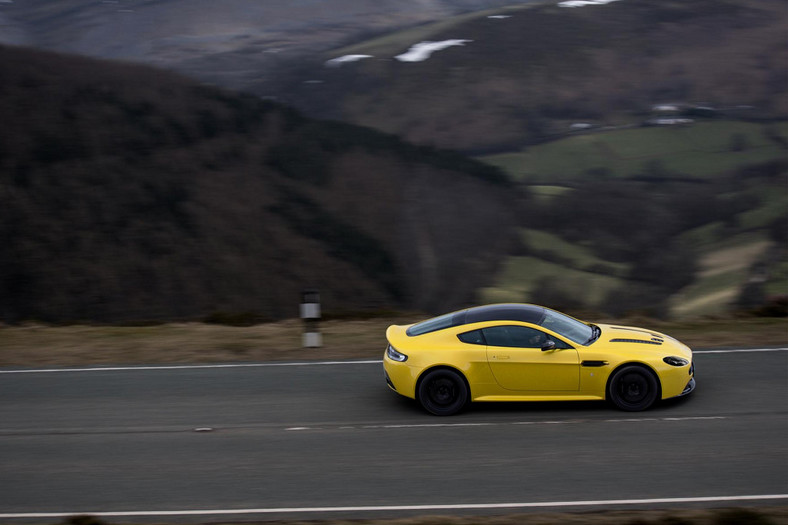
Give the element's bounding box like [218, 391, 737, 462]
[482, 325, 572, 349]
[457, 329, 485, 345]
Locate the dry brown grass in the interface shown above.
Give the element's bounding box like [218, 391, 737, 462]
[174, 506, 788, 525]
[0, 316, 786, 368]
[0, 317, 415, 367]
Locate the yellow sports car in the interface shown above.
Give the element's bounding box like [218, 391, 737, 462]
[383, 304, 695, 415]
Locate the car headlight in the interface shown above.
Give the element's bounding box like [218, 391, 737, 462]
[663, 356, 689, 367]
[386, 344, 408, 362]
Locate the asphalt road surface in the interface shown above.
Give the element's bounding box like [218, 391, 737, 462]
[1, 348, 787, 521]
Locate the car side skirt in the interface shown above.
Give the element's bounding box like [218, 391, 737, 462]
[473, 394, 604, 402]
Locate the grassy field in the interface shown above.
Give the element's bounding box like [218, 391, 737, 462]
[1, 315, 785, 368]
[0, 317, 403, 367]
[737, 188, 788, 230]
[479, 256, 624, 308]
[520, 229, 629, 276]
[528, 184, 574, 202]
[670, 234, 777, 317]
[479, 121, 788, 183]
[476, 120, 787, 317]
[485, 230, 781, 319]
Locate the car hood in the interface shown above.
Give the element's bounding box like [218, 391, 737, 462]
[595, 323, 692, 358]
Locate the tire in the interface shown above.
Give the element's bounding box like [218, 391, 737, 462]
[608, 365, 660, 411]
[417, 368, 469, 416]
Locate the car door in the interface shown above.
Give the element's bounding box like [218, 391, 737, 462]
[484, 325, 580, 391]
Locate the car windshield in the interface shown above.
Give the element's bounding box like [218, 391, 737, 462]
[538, 309, 595, 345]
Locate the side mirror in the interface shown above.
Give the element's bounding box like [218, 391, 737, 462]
[541, 340, 556, 352]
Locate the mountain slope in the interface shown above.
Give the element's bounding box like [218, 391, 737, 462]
[0, 45, 518, 322]
[0, 0, 539, 92]
[268, 0, 788, 152]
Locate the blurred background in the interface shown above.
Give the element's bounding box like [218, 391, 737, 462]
[0, 0, 786, 325]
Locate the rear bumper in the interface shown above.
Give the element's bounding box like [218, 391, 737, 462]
[383, 356, 418, 399]
[384, 369, 397, 391]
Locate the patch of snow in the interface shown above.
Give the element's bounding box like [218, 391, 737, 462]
[325, 54, 373, 67]
[395, 40, 472, 62]
[652, 104, 680, 112]
[559, 0, 621, 8]
[570, 123, 593, 130]
[648, 118, 694, 126]
[488, 15, 512, 19]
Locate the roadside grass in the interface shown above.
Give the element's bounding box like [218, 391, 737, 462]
[0, 317, 413, 367]
[56, 506, 788, 525]
[0, 315, 785, 367]
[478, 121, 787, 183]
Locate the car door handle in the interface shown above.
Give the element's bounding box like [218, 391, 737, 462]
[493, 355, 510, 360]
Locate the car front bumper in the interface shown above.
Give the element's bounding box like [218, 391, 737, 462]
[678, 377, 696, 397]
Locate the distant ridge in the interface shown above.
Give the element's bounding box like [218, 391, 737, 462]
[268, 0, 788, 152]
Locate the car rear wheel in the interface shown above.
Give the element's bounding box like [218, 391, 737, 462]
[608, 365, 659, 411]
[417, 369, 468, 416]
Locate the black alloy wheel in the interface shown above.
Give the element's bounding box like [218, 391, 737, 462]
[417, 369, 469, 416]
[608, 365, 659, 411]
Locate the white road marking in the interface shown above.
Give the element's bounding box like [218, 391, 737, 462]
[364, 422, 496, 429]
[284, 416, 727, 432]
[1, 494, 785, 518]
[0, 347, 784, 374]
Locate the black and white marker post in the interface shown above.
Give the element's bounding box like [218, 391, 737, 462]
[300, 289, 321, 348]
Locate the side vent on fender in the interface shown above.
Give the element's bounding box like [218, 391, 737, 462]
[581, 360, 608, 367]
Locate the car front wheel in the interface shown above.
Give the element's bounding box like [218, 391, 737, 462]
[417, 369, 468, 416]
[608, 365, 659, 411]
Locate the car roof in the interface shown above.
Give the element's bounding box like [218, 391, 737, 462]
[406, 303, 546, 336]
[464, 303, 545, 325]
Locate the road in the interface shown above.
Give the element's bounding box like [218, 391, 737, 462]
[0, 348, 786, 521]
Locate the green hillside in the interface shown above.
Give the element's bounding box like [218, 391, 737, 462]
[670, 234, 773, 317]
[0, 45, 518, 323]
[481, 121, 788, 182]
[477, 121, 787, 318]
[262, 0, 788, 319]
